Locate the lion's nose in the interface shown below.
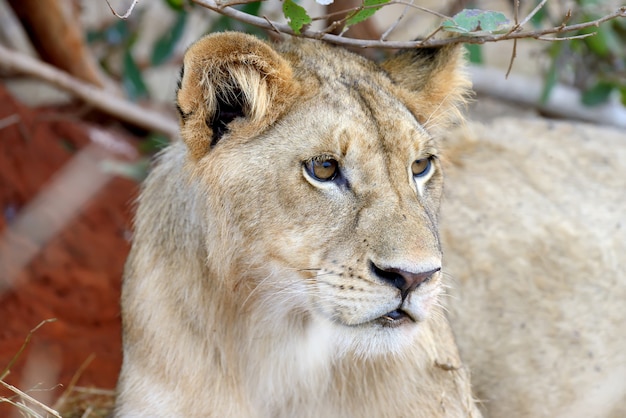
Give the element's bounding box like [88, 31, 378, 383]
[370, 262, 440, 297]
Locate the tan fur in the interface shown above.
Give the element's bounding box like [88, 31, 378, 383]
[442, 117, 626, 417]
[381, 45, 468, 131]
[177, 32, 301, 160]
[115, 32, 479, 417]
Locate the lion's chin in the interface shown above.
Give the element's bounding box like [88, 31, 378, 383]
[328, 311, 423, 358]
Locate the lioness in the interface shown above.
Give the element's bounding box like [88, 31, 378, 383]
[442, 117, 626, 417]
[115, 32, 480, 417]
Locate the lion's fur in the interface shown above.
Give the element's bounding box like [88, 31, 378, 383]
[115, 31, 626, 418]
[441, 117, 626, 417]
[116, 32, 479, 417]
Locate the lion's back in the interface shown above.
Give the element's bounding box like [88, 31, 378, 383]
[442, 116, 626, 417]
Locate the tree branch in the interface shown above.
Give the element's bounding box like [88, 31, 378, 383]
[191, 0, 626, 49]
[0, 44, 179, 138]
[7, 0, 108, 87]
[105, 0, 141, 19]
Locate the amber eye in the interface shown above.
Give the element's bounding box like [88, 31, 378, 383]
[305, 157, 339, 182]
[412, 157, 432, 178]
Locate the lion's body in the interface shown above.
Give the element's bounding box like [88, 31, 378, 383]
[442, 117, 626, 417]
[116, 33, 479, 417]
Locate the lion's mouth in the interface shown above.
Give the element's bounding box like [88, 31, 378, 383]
[377, 309, 415, 327]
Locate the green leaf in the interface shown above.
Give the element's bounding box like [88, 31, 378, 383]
[529, 0, 547, 29]
[240, 2, 262, 16]
[122, 50, 149, 101]
[620, 86, 626, 107]
[345, 0, 390, 28]
[139, 133, 170, 153]
[282, 0, 312, 34]
[87, 19, 130, 45]
[208, 3, 266, 38]
[442, 9, 511, 36]
[163, 0, 185, 11]
[465, 44, 483, 64]
[86, 30, 103, 44]
[580, 23, 623, 59]
[540, 42, 562, 105]
[581, 81, 614, 106]
[151, 11, 188, 66]
[102, 158, 151, 182]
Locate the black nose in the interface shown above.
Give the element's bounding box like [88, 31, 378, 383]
[370, 262, 440, 297]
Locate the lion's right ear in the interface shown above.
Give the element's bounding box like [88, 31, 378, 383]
[176, 32, 299, 160]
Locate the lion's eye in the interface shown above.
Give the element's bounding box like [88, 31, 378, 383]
[305, 158, 339, 182]
[411, 158, 432, 178]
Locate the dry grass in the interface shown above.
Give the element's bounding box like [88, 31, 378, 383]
[55, 387, 115, 418]
[0, 319, 115, 418]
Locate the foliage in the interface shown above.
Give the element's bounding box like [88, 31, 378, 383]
[87, 0, 625, 130]
[442, 9, 511, 36]
[88, 0, 273, 103]
[283, 0, 312, 34]
[193, 0, 624, 109]
[344, 0, 390, 29]
[531, 0, 626, 106]
[87, 15, 149, 101]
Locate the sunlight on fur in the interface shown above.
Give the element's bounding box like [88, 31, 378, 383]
[116, 31, 478, 417]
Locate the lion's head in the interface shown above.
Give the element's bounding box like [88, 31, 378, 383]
[117, 32, 475, 417]
[174, 32, 469, 355]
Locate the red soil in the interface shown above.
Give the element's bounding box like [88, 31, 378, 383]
[0, 84, 137, 414]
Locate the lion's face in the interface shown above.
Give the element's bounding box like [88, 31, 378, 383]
[176, 33, 468, 354]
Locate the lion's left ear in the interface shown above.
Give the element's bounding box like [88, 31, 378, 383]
[176, 32, 299, 160]
[381, 44, 471, 130]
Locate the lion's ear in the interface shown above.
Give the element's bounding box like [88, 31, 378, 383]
[381, 45, 471, 130]
[176, 32, 299, 159]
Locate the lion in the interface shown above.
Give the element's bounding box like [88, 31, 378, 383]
[114, 32, 626, 417]
[441, 116, 626, 417]
[115, 32, 481, 417]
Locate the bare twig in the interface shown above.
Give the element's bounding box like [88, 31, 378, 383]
[1, 319, 57, 381]
[0, 44, 179, 137]
[1, 320, 63, 418]
[53, 354, 96, 411]
[81, 406, 94, 418]
[67, 387, 116, 396]
[536, 32, 597, 41]
[190, 0, 626, 49]
[262, 15, 282, 34]
[419, 26, 443, 45]
[215, 0, 260, 7]
[505, 0, 520, 78]
[313, 6, 364, 22]
[518, 0, 549, 28]
[0, 380, 62, 417]
[381, 0, 413, 41]
[105, 0, 140, 19]
[392, 1, 450, 20]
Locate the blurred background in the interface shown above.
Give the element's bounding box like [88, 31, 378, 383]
[0, 0, 624, 416]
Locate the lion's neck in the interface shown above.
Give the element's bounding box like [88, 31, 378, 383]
[239, 311, 336, 414]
